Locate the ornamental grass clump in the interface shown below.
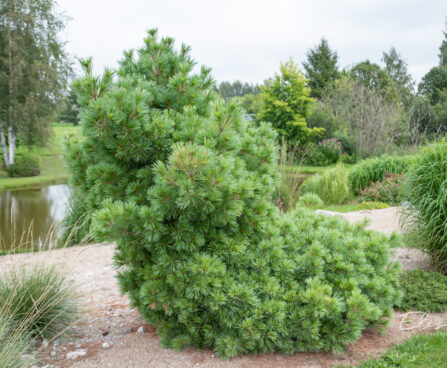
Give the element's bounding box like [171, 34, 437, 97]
[402, 139, 447, 272]
[0, 313, 36, 368]
[65, 29, 402, 358]
[0, 265, 78, 340]
[299, 163, 351, 205]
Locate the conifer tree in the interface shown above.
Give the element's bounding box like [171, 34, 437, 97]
[303, 38, 339, 99]
[382, 47, 414, 108]
[258, 59, 324, 144]
[65, 30, 402, 358]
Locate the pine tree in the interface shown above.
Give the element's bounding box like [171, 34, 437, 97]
[303, 38, 339, 99]
[439, 19, 447, 66]
[382, 47, 414, 108]
[258, 59, 324, 144]
[66, 30, 402, 358]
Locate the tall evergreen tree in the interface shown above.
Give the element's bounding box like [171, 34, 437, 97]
[439, 19, 447, 66]
[0, 0, 70, 167]
[418, 21, 447, 133]
[259, 59, 323, 143]
[382, 47, 414, 108]
[302, 38, 339, 99]
[65, 30, 401, 358]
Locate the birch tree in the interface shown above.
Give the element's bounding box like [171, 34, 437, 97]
[0, 0, 70, 167]
[323, 77, 403, 158]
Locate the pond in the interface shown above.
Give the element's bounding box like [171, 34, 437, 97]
[0, 184, 71, 251]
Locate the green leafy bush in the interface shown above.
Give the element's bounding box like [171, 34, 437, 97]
[339, 153, 357, 164]
[0, 265, 78, 339]
[306, 138, 343, 166]
[6, 153, 40, 177]
[403, 140, 447, 271]
[298, 193, 323, 208]
[398, 269, 447, 312]
[348, 154, 414, 194]
[358, 173, 403, 205]
[299, 164, 351, 204]
[356, 201, 389, 210]
[65, 30, 402, 358]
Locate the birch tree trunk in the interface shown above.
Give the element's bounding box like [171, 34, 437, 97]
[8, 125, 15, 165]
[7, 10, 15, 166]
[0, 126, 10, 167]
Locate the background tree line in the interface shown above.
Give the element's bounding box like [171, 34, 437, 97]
[1, 0, 447, 171]
[215, 22, 447, 159]
[0, 0, 71, 168]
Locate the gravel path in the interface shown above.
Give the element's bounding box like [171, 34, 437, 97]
[324, 206, 431, 270]
[316, 206, 402, 235]
[0, 207, 444, 368]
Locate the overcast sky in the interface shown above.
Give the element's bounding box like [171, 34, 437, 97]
[57, 0, 447, 85]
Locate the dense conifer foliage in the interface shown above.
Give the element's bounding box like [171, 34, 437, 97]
[65, 29, 401, 358]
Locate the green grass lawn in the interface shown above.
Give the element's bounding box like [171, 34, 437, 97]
[283, 163, 354, 174]
[0, 123, 79, 191]
[321, 203, 359, 213]
[341, 330, 447, 368]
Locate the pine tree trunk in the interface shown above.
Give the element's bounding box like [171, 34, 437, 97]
[0, 126, 10, 167]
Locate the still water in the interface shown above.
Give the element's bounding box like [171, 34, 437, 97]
[0, 185, 71, 251]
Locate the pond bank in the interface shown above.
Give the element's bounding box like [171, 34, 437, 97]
[0, 184, 71, 251]
[0, 175, 68, 192]
[0, 123, 77, 191]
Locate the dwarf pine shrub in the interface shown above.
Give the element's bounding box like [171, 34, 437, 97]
[65, 29, 402, 358]
[298, 193, 323, 208]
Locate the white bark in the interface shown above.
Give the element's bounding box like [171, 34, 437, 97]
[0, 126, 9, 167]
[7, 12, 15, 166]
[8, 125, 15, 165]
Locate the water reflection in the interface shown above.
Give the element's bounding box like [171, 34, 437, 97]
[0, 185, 71, 250]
